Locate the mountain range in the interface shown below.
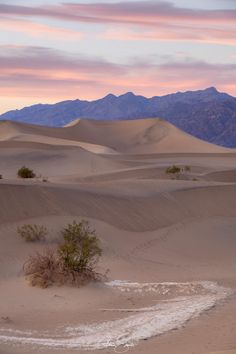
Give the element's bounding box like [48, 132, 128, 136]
[1, 87, 236, 148]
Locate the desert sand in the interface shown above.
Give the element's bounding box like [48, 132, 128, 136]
[0, 118, 235, 354]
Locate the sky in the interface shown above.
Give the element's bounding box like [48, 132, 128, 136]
[0, 0, 236, 113]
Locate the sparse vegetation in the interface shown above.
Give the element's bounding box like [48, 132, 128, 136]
[165, 165, 181, 175]
[24, 249, 61, 288]
[0, 174, 2, 179]
[165, 165, 192, 179]
[17, 166, 35, 179]
[17, 224, 48, 242]
[59, 220, 102, 272]
[165, 165, 181, 178]
[23, 220, 103, 288]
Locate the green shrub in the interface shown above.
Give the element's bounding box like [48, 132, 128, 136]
[17, 224, 48, 242]
[17, 166, 35, 179]
[58, 220, 102, 272]
[165, 165, 181, 175]
[23, 220, 103, 288]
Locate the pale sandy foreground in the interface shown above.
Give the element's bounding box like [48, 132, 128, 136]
[0, 118, 236, 354]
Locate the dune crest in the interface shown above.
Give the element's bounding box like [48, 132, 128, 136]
[0, 118, 233, 154]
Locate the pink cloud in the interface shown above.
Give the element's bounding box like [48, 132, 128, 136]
[102, 25, 236, 46]
[0, 17, 84, 40]
[0, 2, 235, 46]
[0, 46, 124, 74]
[60, 1, 236, 25]
[0, 45, 235, 105]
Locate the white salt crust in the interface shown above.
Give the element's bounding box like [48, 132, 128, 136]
[0, 281, 232, 350]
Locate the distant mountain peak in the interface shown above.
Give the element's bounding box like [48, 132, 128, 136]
[204, 86, 218, 94]
[119, 92, 136, 98]
[103, 93, 117, 100]
[1, 87, 236, 148]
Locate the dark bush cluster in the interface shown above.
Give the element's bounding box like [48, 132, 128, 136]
[165, 165, 181, 175]
[165, 165, 191, 179]
[17, 166, 35, 179]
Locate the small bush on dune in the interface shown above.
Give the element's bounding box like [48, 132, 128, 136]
[17, 224, 48, 242]
[166, 165, 181, 178]
[17, 166, 35, 179]
[165, 165, 194, 180]
[23, 220, 103, 288]
[24, 249, 102, 288]
[59, 220, 102, 272]
[24, 249, 59, 288]
[165, 165, 181, 174]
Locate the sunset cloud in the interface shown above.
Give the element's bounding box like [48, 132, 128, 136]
[60, 1, 236, 25]
[0, 1, 235, 26]
[0, 17, 84, 40]
[0, 46, 124, 74]
[0, 45, 235, 107]
[0, 1, 235, 46]
[102, 25, 236, 46]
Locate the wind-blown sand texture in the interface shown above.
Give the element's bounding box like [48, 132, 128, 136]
[0, 118, 235, 354]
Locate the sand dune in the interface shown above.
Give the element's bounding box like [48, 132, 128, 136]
[0, 121, 116, 154]
[204, 169, 236, 182]
[63, 118, 232, 154]
[0, 142, 124, 180]
[0, 118, 236, 354]
[0, 181, 236, 231]
[0, 118, 233, 154]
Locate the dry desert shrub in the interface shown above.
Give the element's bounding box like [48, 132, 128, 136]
[17, 224, 48, 242]
[24, 249, 103, 288]
[23, 249, 59, 288]
[23, 220, 103, 288]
